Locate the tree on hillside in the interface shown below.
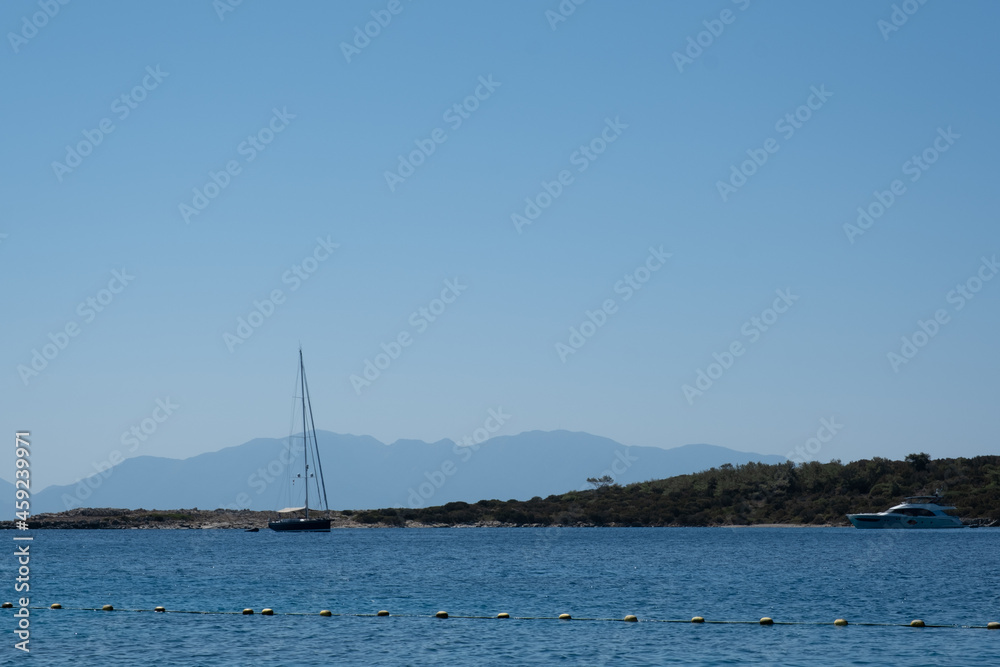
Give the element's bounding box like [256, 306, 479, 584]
[905, 452, 931, 472]
[586, 475, 615, 491]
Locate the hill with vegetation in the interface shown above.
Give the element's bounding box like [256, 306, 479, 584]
[348, 455, 1000, 527]
[7, 454, 997, 529]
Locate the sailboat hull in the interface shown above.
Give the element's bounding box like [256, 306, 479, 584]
[268, 518, 331, 532]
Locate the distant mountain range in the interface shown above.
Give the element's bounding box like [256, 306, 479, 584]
[18, 431, 785, 514]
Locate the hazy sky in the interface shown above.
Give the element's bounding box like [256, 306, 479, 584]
[3, 1, 998, 490]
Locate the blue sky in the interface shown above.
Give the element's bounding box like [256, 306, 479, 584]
[3, 0, 998, 490]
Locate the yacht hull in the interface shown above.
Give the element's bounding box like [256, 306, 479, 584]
[268, 518, 331, 532]
[846, 514, 964, 529]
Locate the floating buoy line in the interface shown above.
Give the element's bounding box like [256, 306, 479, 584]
[2, 603, 997, 629]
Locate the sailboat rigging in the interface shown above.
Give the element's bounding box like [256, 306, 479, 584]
[268, 348, 332, 532]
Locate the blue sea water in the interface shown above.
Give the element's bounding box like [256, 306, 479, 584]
[4, 527, 999, 665]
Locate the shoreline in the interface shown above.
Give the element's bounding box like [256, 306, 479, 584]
[0, 508, 849, 530]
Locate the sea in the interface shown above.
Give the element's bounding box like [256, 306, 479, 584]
[5, 527, 998, 665]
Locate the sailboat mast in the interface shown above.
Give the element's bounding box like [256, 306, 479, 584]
[300, 348, 309, 520]
[302, 366, 329, 511]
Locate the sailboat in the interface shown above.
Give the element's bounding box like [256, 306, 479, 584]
[268, 348, 332, 532]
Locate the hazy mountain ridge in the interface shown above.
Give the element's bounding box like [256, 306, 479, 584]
[27, 430, 785, 514]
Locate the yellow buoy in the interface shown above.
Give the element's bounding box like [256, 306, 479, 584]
[624, 615, 638, 623]
[987, 622, 1000, 630]
[834, 618, 848, 626]
[102, 605, 114, 611]
[1, 602, 12, 609]
[558, 613, 572, 620]
[319, 610, 332, 617]
[261, 608, 274, 616]
[759, 617, 774, 625]
[497, 613, 510, 619]
[242, 608, 254, 615]
[910, 619, 925, 628]
[154, 606, 166, 613]
[377, 610, 390, 617]
[435, 611, 449, 619]
[691, 616, 705, 623]
[50, 603, 62, 609]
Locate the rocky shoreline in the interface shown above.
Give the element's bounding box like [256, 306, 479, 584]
[0, 507, 839, 529]
[2, 507, 990, 530]
[2, 508, 345, 530]
[0, 508, 519, 530]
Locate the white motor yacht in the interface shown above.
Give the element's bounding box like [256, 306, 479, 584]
[847, 494, 965, 529]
